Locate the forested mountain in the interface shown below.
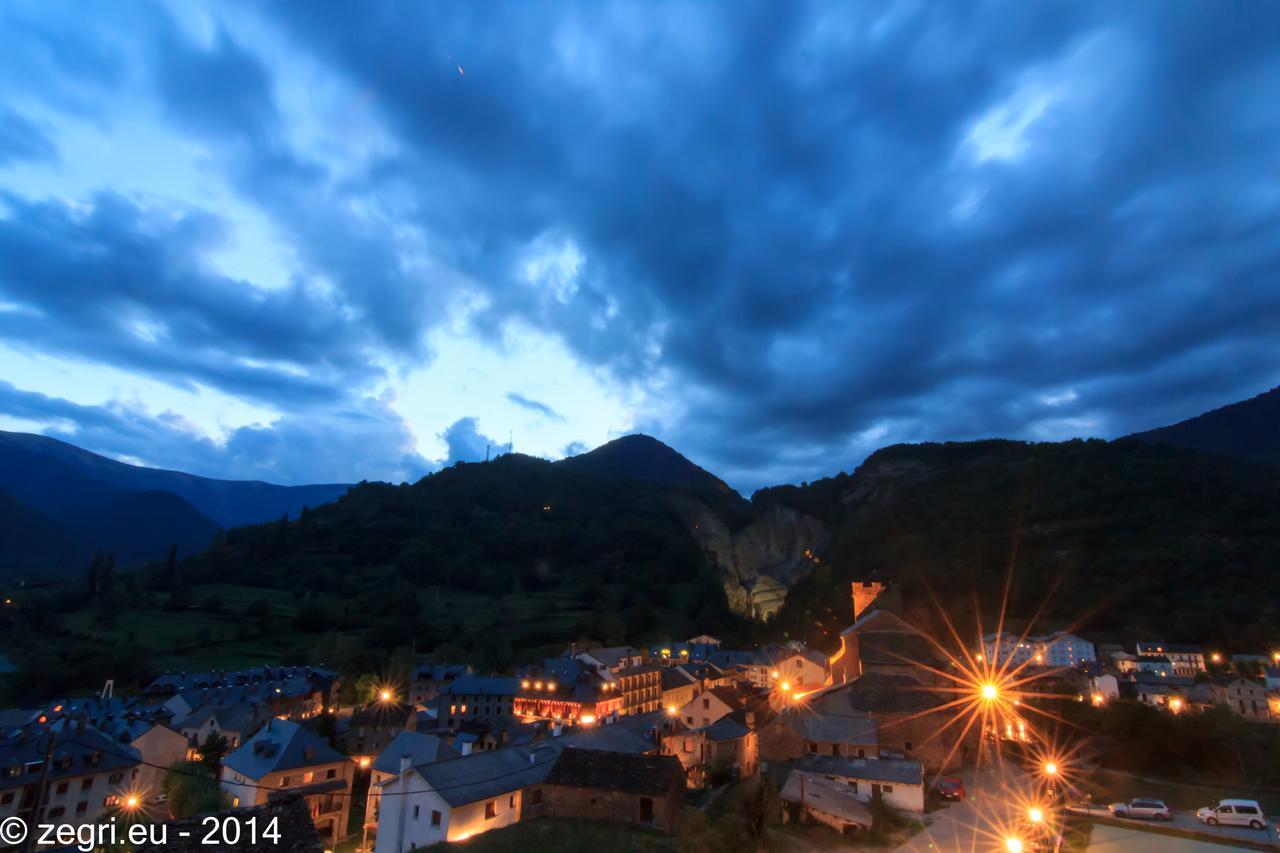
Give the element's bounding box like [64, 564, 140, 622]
[1129, 386, 1280, 465]
[766, 438, 1280, 651]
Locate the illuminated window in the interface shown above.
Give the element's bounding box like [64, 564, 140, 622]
[485, 800, 498, 819]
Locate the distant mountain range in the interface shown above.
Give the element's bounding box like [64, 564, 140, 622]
[3, 384, 1277, 646]
[0, 431, 349, 577]
[1129, 385, 1280, 465]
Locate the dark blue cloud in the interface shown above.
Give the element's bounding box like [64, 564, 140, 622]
[506, 392, 562, 421]
[2, 1, 1279, 491]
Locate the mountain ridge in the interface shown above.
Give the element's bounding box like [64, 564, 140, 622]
[1128, 385, 1280, 465]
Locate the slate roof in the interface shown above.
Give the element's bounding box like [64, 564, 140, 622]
[372, 730, 459, 775]
[577, 646, 642, 668]
[841, 609, 916, 637]
[661, 668, 697, 691]
[134, 794, 321, 853]
[174, 703, 261, 739]
[780, 772, 871, 825]
[711, 649, 773, 668]
[785, 709, 878, 745]
[442, 676, 521, 697]
[796, 755, 923, 785]
[0, 727, 140, 790]
[555, 723, 655, 755]
[410, 745, 559, 807]
[546, 746, 683, 795]
[222, 719, 347, 780]
[820, 673, 945, 715]
[704, 715, 751, 743]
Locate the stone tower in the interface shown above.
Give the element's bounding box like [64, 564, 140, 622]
[852, 581, 886, 621]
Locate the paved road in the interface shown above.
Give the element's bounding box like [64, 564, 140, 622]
[1088, 822, 1260, 852]
[1071, 805, 1278, 848]
[895, 763, 1043, 852]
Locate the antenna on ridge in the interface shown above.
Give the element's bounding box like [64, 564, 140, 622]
[509, 430, 514, 455]
[486, 443, 490, 463]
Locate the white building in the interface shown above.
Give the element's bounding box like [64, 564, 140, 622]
[792, 755, 925, 813]
[374, 744, 557, 851]
[982, 631, 1095, 668]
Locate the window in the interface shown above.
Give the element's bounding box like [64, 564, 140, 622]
[0, 792, 11, 805]
[702, 699, 710, 709]
[81, 778, 92, 791]
[232, 797, 240, 807]
[431, 809, 442, 826]
[485, 800, 497, 819]
[529, 788, 542, 805]
[1238, 805, 1259, 815]
[883, 785, 893, 793]
[508, 795, 515, 808]
[326, 768, 336, 779]
[303, 772, 314, 784]
[55, 782, 68, 795]
[281, 776, 292, 787]
[75, 801, 87, 815]
[48, 806, 65, 818]
[905, 741, 913, 752]
[413, 805, 420, 819]
[108, 772, 123, 784]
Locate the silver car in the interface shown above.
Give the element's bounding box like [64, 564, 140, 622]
[1109, 799, 1171, 820]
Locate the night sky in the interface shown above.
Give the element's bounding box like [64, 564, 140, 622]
[1, 2, 1278, 492]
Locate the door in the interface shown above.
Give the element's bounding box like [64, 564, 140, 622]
[640, 797, 654, 825]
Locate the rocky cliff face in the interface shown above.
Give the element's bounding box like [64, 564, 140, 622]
[673, 496, 830, 619]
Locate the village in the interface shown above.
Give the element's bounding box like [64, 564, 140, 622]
[1, 581, 1278, 852]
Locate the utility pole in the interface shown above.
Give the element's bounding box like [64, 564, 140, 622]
[23, 730, 55, 853]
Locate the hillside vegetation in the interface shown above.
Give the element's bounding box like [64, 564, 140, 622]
[769, 438, 1280, 650]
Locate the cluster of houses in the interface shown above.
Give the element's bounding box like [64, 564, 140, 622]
[979, 631, 1280, 723]
[9, 580, 1278, 851]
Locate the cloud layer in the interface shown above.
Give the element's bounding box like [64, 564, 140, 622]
[1, 1, 1278, 491]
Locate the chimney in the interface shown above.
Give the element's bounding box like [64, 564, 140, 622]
[528, 752, 536, 765]
[745, 711, 755, 729]
[852, 581, 887, 622]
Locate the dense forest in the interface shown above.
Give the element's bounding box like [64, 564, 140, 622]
[769, 438, 1280, 651]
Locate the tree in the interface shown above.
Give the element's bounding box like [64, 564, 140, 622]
[165, 544, 179, 591]
[87, 551, 104, 597]
[197, 731, 230, 767]
[162, 760, 229, 819]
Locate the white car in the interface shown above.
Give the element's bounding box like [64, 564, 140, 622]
[1108, 799, 1171, 820]
[1196, 799, 1268, 830]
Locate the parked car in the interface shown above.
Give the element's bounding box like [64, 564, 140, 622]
[1196, 800, 1268, 830]
[935, 776, 965, 801]
[1108, 799, 1171, 820]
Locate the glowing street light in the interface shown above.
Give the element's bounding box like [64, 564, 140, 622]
[980, 683, 999, 702]
[123, 794, 141, 811]
[1169, 697, 1183, 713]
[379, 689, 393, 702]
[1027, 806, 1044, 824]
[780, 681, 792, 693]
[1005, 837, 1023, 853]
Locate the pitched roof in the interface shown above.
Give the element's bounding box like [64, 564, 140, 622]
[441, 676, 521, 697]
[0, 727, 140, 790]
[661, 668, 697, 691]
[222, 719, 347, 780]
[784, 709, 878, 746]
[578, 646, 642, 668]
[546, 747, 683, 795]
[780, 772, 871, 825]
[372, 730, 459, 775]
[134, 794, 321, 852]
[797, 755, 923, 785]
[704, 715, 751, 743]
[412, 745, 558, 807]
[554, 723, 656, 755]
[841, 608, 916, 637]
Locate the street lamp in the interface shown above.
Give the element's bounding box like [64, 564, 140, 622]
[1005, 837, 1023, 853]
[980, 683, 998, 702]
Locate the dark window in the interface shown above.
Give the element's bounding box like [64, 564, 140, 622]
[640, 796, 654, 824]
[412, 805, 420, 819]
[75, 801, 88, 814]
[1238, 806, 1259, 815]
[431, 809, 442, 826]
[485, 800, 497, 819]
[0, 792, 11, 805]
[48, 806, 65, 818]
[55, 782, 68, 795]
[108, 772, 123, 784]
[81, 778, 92, 791]
[508, 795, 515, 808]
[529, 788, 542, 805]
[326, 768, 336, 779]
[905, 742, 913, 752]
[702, 699, 710, 709]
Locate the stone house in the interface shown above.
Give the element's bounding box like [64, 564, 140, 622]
[542, 747, 686, 833]
[1201, 677, 1270, 721]
[346, 700, 416, 766]
[793, 755, 926, 813]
